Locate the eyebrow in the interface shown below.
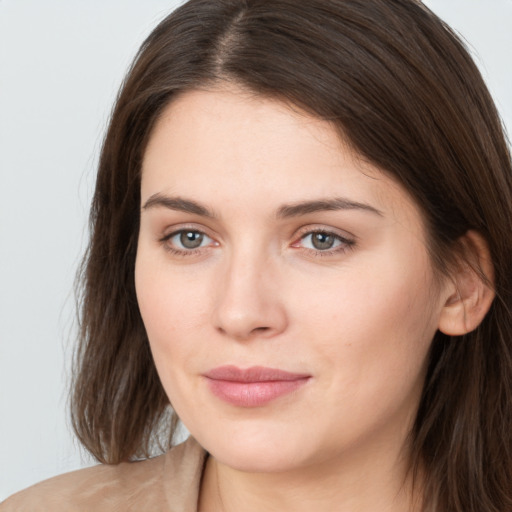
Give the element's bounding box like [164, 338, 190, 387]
[142, 193, 383, 218]
[276, 198, 383, 218]
[142, 193, 216, 218]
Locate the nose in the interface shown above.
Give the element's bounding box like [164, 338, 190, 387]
[213, 251, 288, 341]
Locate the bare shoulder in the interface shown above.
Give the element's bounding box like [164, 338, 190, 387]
[0, 437, 206, 512]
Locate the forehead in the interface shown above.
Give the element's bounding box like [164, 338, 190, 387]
[141, 87, 422, 229]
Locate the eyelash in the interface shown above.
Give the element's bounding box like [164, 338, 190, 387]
[159, 227, 355, 258]
[159, 227, 216, 257]
[292, 229, 355, 257]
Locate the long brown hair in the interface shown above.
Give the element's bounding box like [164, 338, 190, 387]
[71, 1, 512, 510]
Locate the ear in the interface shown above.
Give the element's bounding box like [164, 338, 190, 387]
[438, 230, 495, 336]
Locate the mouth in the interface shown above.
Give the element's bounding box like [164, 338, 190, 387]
[203, 365, 311, 407]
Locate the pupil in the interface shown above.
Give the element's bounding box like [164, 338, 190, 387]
[312, 233, 334, 250]
[180, 231, 203, 249]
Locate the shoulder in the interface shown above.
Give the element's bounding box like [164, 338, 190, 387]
[0, 437, 207, 512]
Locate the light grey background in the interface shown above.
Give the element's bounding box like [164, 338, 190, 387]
[1, 0, 511, 501]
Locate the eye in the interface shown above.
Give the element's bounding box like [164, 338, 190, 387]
[302, 232, 341, 251]
[175, 230, 208, 249]
[292, 229, 355, 254]
[161, 229, 215, 253]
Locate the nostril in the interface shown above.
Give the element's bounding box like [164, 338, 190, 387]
[252, 326, 270, 333]
[216, 324, 272, 341]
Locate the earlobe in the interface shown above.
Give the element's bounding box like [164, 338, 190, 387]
[438, 231, 495, 336]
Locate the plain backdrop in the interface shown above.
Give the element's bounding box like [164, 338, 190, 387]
[1, 0, 511, 501]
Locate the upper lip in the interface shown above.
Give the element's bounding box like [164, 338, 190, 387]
[204, 365, 310, 382]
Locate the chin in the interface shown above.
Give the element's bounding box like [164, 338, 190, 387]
[214, 443, 306, 474]
[190, 419, 316, 473]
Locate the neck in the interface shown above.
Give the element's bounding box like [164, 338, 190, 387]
[198, 439, 423, 512]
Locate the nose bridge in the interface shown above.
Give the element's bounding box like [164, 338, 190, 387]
[213, 241, 287, 340]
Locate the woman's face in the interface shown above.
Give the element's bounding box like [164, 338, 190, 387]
[135, 87, 450, 473]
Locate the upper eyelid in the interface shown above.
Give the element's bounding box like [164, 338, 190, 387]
[294, 224, 356, 241]
[160, 224, 215, 240]
[294, 232, 354, 248]
[162, 229, 211, 241]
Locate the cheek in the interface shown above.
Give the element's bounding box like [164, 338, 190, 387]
[136, 240, 212, 330]
[135, 251, 207, 375]
[135, 266, 209, 426]
[301, 256, 435, 334]
[298, 250, 439, 400]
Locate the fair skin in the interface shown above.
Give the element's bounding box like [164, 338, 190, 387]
[135, 86, 493, 512]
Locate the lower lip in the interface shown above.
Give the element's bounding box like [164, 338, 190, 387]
[205, 378, 310, 407]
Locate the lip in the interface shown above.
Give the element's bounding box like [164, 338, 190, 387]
[203, 365, 311, 407]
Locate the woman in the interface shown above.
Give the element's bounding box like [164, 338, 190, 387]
[2, 0, 511, 510]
